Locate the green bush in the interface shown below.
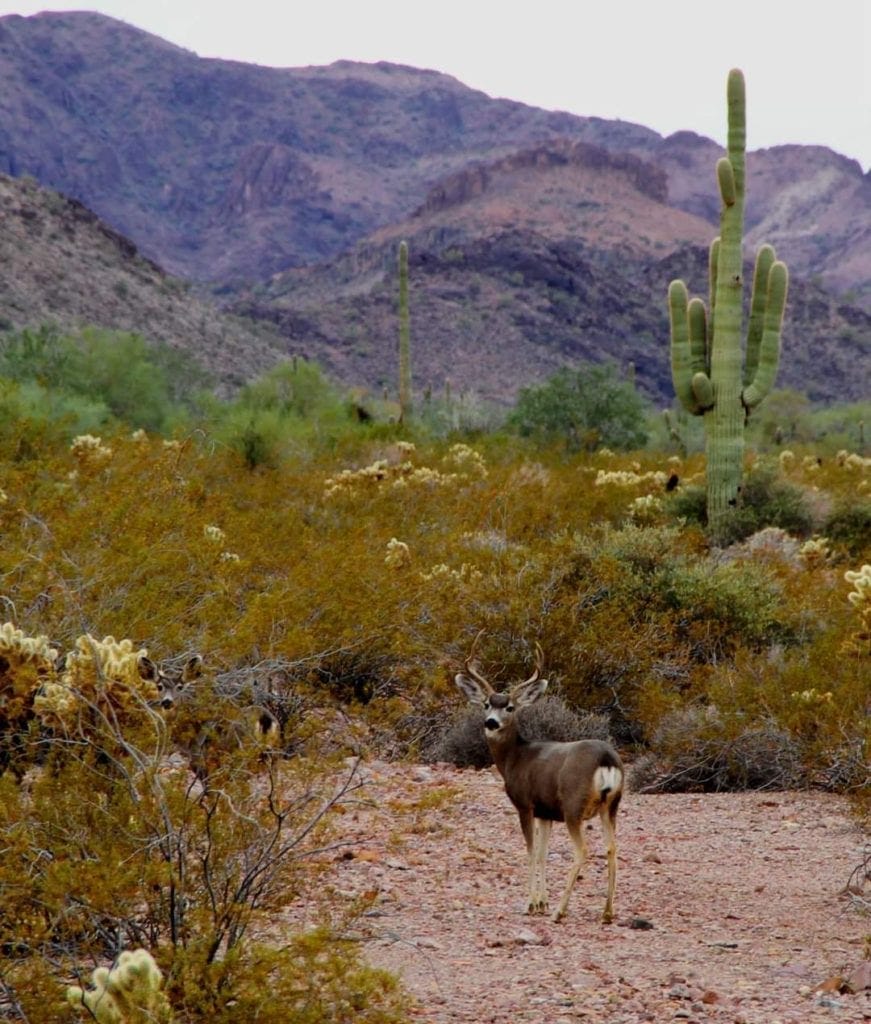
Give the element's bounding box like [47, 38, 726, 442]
[0, 325, 208, 433]
[508, 362, 649, 451]
[823, 498, 871, 557]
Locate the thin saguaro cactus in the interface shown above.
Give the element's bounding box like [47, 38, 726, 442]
[668, 69, 789, 542]
[398, 239, 412, 423]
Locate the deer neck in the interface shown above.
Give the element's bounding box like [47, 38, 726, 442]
[485, 720, 528, 778]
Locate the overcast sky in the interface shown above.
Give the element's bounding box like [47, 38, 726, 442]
[3, 1, 870, 171]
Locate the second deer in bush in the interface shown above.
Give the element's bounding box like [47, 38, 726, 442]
[454, 634, 623, 923]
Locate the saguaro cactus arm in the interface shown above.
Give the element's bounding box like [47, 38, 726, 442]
[743, 257, 788, 409]
[667, 282, 713, 415]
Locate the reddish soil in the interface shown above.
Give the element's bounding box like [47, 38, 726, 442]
[283, 760, 869, 1024]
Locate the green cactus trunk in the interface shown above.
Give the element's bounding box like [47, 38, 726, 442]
[398, 240, 412, 423]
[668, 69, 788, 543]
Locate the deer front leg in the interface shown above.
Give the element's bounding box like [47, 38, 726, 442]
[519, 811, 549, 914]
[530, 818, 551, 915]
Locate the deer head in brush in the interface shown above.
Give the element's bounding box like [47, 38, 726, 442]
[455, 632, 623, 924]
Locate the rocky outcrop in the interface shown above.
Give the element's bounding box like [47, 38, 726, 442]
[414, 141, 668, 218]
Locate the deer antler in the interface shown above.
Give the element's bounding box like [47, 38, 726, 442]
[521, 641, 545, 687]
[464, 629, 494, 693]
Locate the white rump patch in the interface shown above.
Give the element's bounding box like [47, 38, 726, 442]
[594, 765, 623, 798]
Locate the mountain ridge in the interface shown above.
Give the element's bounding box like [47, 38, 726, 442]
[0, 10, 867, 406]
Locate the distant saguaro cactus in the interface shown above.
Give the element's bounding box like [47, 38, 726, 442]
[398, 240, 412, 423]
[667, 69, 789, 542]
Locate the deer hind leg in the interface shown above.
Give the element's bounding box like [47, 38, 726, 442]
[552, 818, 588, 922]
[527, 818, 552, 915]
[599, 798, 619, 924]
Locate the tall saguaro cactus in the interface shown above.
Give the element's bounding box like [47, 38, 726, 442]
[668, 69, 789, 542]
[398, 239, 412, 423]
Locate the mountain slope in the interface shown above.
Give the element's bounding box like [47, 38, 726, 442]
[0, 173, 287, 388]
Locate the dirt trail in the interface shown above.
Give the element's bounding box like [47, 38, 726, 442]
[280, 761, 869, 1023]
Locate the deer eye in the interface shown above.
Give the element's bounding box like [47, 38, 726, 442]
[506, 704, 515, 713]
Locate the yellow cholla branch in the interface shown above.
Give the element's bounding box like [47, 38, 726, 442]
[595, 469, 669, 488]
[798, 536, 830, 569]
[384, 538, 411, 569]
[842, 564, 871, 658]
[0, 622, 59, 725]
[70, 434, 113, 462]
[67, 948, 174, 1024]
[34, 634, 156, 729]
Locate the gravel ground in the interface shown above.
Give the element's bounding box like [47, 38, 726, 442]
[281, 760, 870, 1023]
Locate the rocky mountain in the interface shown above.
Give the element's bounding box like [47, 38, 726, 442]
[235, 141, 869, 406]
[0, 10, 867, 405]
[2, 11, 868, 303]
[0, 173, 288, 389]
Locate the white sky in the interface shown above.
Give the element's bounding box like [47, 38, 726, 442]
[3, 1, 870, 171]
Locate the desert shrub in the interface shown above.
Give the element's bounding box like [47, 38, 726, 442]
[823, 498, 871, 558]
[201, 359, 356, 465]
[628, 705, 804, 793]
[164, 933, 407, 1024]
[665, 463, 815, 543]
[0, 325, 206, 433]
[0, 720, 403, 1024]
[426, 694, 613, 768]
[0, 378, 112, 447]
[507, 362, 649, 451]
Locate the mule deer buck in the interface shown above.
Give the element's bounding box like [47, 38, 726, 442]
[454, 633, 623, 923]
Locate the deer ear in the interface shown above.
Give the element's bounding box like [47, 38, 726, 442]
[138, 655, 159, 682]
[454, 672, 489, 705]
[181, 654, 204, 683]
[514, 677, 548, 708]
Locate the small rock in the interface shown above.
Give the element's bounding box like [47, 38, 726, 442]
[629, 916, 654, 930]
[844, 960, 871, 993]
[643, 852, 663, 864]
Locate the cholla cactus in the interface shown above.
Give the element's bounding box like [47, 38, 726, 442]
[67, 948, 174, 1024]
[595, 469, 668, 488]
[0, 622, 58, 726]
[33, 634, 155, 730]
[384, 537, 411, 569]
[843, 564, 871, 657]
[443, 443, 488, 479]
[70, 433, 113, 463]
[798, 536, 830, 569]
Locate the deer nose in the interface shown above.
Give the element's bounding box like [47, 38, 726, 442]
[160, 695, 174, 709]
[484, 716, 500, 731]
